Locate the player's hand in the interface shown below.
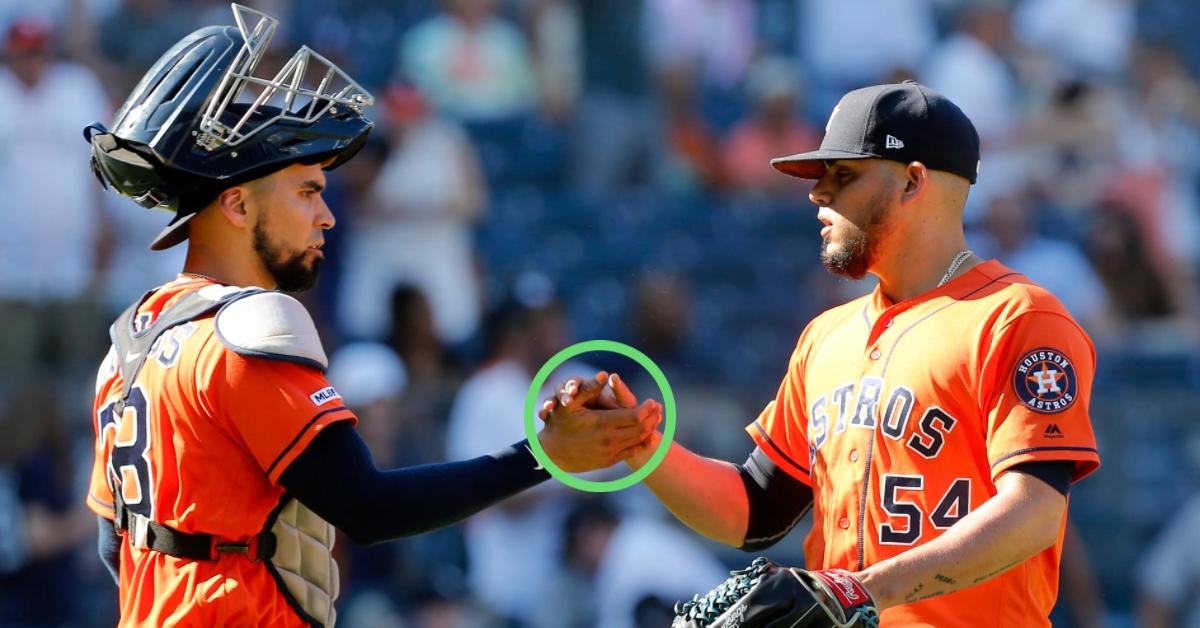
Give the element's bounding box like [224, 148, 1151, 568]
[539, 372, 662, 468]
[538, 371, 637, 417]
[536, 372, 661, 472]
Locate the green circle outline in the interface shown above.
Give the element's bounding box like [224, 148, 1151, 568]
[523, 339, 676, 493]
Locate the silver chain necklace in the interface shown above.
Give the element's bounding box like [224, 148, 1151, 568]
[938, 250, 974, 288]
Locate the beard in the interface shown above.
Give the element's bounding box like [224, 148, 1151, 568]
[252, 218, 321, 292]
[819, 186, 895, 280]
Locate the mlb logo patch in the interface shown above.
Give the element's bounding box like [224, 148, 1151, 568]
[309, 386, 341, 406]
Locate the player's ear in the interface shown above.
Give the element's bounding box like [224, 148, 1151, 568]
[901, 161, 929, 202]
[215, 185, 252, 228]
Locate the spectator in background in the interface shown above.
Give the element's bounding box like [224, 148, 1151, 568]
[97, 0, 199, 95]
[922, 2, 1023, 216]
[973, 192, 1115, 341]
[922, 1, 1018, 145]
[1023, 80, 1121, 215]
[722, 56, 820, 198]
[657, 63, 725, 194]
[572, 0, 668, 196]
[387, 285, 454, 387]
[286, 0, 436, 91]
[399, 0, 537, 121]
[1137, 493, 1200, 628]
[97, 193, 186, 315]
[644, 0, 754, 95]
[537, 498, 727, 628]
[1084, 205, 1200, 347]
[1014, 0, 1135, 79]
[521, 0, 581, 123]
[444, 277, 593, 626]
[627, 272, 697, 384]
[797, 0, 936, 109]
[0, 383, 95, 625]
[0, 18, 111, 379]
[339, 83, 487, 345]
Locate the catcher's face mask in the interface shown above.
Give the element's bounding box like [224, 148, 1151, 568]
[86, 3, 374, 250]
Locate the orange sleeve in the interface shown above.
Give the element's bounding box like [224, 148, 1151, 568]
[87, 407, 117, 519]
[980, 310, 1100, 483]
[204, 351, 357, 484]
[746, 338, 813, 485]
[87, 352, 118, 519]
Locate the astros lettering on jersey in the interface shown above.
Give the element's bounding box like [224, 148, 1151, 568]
[87, 277, 357, 627]
[748, 260, 1100, 628]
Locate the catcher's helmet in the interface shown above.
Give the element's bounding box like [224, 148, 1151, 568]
[85, 4, 374, 250]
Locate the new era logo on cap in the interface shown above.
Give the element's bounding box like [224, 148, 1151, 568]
[769, 81, 980, 183]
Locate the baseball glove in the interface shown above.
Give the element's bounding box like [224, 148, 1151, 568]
[672, 557, 880, 628]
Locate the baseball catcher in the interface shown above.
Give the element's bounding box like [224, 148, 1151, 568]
[83, 5, 658, 626]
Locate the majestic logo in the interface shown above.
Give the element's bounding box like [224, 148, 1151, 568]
[309, 386, 341, 406]
[1044, 424, 1064, 439]
[885, 134, 905, 149]
[1013, 348, 1078, 414]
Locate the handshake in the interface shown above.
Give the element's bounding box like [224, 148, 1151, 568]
[535, 372, 664, 473]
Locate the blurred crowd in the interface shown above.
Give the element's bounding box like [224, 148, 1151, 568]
[2, 0, 1200, 626]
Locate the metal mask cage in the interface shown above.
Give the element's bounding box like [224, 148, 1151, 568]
[196, 3, 374, 152]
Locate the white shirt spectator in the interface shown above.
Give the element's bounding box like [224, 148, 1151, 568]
[1014, 0, 1134, 77]
[0, 62, 109, 302]
[339, 117, 484, 344]
[799, 0, 936, 88]
[921, 32, 1018, 143]
[99, 193, 186, 312]
[1139, 495, 1200, 628]
[593, 516, 728, 628]
[644, 0, 756, 90]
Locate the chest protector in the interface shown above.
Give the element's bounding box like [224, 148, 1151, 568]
[109, 285, 340, 627]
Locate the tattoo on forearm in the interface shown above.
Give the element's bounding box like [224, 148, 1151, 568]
[905, 590, 947, 603]
[972, 560, 1022, 584]
[934, 574, 956, 585]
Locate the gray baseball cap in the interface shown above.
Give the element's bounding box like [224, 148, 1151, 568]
[771, 81, 980, 184]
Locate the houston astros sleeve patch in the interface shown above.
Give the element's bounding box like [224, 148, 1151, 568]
[1012, 347, 1078, 414]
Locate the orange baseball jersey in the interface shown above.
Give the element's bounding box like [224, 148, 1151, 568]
[747, 260, 1100, 627]
[86, 276, 356, 627]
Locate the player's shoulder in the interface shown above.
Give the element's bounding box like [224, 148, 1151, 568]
[979, 261, 1078, 321]
[213, 290, 328, 372]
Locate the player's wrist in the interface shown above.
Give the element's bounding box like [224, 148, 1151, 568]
[623, 431, 662, 470]
[852, 564, 897, 610]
